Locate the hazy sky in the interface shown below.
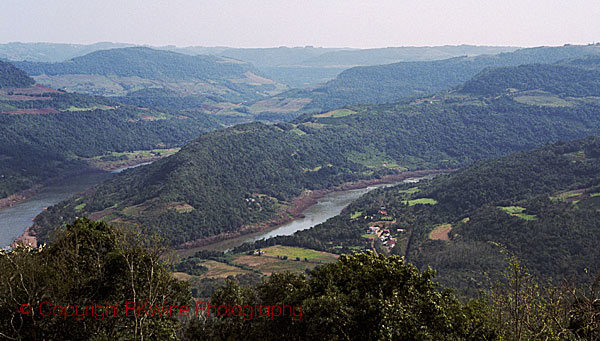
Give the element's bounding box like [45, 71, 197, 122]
[2, 0, 600, 48]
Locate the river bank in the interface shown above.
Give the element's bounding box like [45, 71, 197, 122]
[4, 161, 157, 248]
[176, 169, 452, 253]
[0, 157, 165, 212]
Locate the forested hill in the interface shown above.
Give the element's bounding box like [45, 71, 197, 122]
[34, 63, 600, 246]
[16, 47, 256, 81]
[13, 47, 286, 102]
[257, 44, 600, 114]
[265, 137, 600, 296]
[458, 63, 600, 96]
[0, 60, 35, 88]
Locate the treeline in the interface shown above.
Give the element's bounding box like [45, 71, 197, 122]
[459, 63, 600, 96]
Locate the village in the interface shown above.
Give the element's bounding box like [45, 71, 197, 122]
[359, 207, 407, 252]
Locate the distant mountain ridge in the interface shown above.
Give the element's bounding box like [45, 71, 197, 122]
[13, 47, 286, 102]
[1, 42, 519, 88]
[257, 44, 600, 114]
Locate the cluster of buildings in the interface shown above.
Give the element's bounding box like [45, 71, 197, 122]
[365, 225, 397, 249]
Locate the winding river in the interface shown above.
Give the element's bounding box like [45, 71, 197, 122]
[0, 163, 150, 248]
[193, 177, 423, 252]
[1, 167, 423, 250]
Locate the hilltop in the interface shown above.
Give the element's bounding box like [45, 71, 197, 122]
[0, 60, 35, 88]
[14, 47, 286, 101]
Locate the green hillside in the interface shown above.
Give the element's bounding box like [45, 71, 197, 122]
[249, 137, 600, 296]
[33, 61, 600, 246]
[458, 63, 600, 96]
[0, 60, 35, 88]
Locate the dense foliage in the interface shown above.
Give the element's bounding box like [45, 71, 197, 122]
[0, 218, 191, 340]
[459, 64, 600, 96]
[0, 60, 35, 88]
[186, 252, 497, 340]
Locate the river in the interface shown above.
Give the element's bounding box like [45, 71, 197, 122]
[191, 177, 424, 253]
[0, 163, 150, 248]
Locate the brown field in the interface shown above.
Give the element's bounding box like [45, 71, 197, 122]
[2, 108, 59, 115]
[429, 224, 452, 241]
[233, 255, 318, 276]
[250, 97, 311, 113]
[201, 260, 252, 278]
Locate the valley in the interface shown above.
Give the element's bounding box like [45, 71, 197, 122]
[3, 35, 600, 339]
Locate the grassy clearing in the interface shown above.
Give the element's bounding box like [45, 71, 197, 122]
[403, 198, 438, 206]
[333, 246, 363, 250]
[313, 109, 357, 118]
[513, 95, 570, 107]
[362, 234, 377, 239]
[290, 128, 307, 136]
[259, 245, 338, 262]
[549, 190, 584, 201]
[167, 202, 195, 213]
[74, 203, 86, 211]
[350, 211, 363, 219]
[499, 206, 538, 221]
[346, 148, 403, 169]
[591, 193, 600, 198]
[62, 105, 115, 112]
[398, 187, 420, 195]
[93, 148, 180, 160]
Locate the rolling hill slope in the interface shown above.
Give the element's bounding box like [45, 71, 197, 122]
[33, 60, 600, 246]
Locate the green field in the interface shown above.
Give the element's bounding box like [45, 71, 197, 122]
[313, 109, 357, 118]
[499, 206, 538, 220]
[549, 190, 583, 201]
[350, 211, 363, 219]
[362, 234, 376, 239]
[232, 255, 318, 275]
[402, 198, 438, 206]
[258, 245, 339, 262]
[398, 187, 420, 194]
[200, 260, 251, 278]
[513, 94, 570, 107]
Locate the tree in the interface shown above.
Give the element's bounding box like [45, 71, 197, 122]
[0, 218, 191, 340]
